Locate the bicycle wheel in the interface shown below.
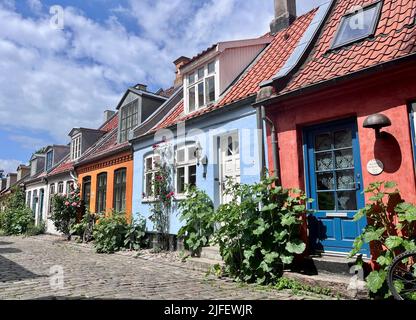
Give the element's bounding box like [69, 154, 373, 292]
[388, 250, 416, 300]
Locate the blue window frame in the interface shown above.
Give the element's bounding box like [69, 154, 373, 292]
[331, 1, 382, 50]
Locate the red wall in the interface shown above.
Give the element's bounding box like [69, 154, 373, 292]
[266, 66, 416, 204]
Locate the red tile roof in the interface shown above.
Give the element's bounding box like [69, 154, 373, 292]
[282, 0, 416, 93]
[147, 10, 317, 132]
[48, 157, 74, 176]
[100, 113, 119, 132]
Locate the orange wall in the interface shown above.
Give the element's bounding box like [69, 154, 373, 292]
[266, 65, 416, 204]
[77, 151, 133, 221]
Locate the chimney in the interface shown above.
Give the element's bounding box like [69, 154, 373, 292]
[104, 110, 115, 122]
[16, 165, 30, 181]
[270, 0, 297, 35]
[134, 83, 148, 91]
[6, 173, 17, 189]
[173, 56, 191, 88]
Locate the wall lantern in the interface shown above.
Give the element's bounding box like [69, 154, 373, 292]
[201, 155, 208, 178]
[363, 113, 391, 139]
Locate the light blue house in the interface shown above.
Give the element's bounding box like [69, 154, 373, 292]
[129, 33, 291, 235]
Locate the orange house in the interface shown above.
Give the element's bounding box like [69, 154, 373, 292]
[75, 84, 168, 219]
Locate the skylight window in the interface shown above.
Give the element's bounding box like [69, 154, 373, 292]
[331, 1, 382, 49]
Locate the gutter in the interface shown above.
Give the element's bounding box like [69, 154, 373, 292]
[256, 105, 281, 182]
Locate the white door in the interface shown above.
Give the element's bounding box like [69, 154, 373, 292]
[220, 132, 240, 204]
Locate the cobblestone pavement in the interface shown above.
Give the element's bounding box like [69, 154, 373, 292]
[0, 235, 333, 300]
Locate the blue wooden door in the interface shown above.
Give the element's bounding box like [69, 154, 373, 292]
[304, 119, 368, 256]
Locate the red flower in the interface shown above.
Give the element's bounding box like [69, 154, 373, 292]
[155, 175, 163, 182]
[152, 144, 159, 149]
[166, 191, 175, 199]
[71, 202, 78, 207]
[65, 201, 70, 206]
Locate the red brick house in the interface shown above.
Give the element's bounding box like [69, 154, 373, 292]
[256, 0, 416, 258]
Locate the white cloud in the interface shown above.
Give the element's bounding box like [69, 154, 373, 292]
[26, 0, 42, 14]
[0, 0, 323, 150]
[8, 135, 51, 150]
[0, 159, 22, 175]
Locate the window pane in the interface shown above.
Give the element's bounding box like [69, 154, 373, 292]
[188, 146, 196, 162]
[146, 173, 153, 196]
[208, 61, 215, 74]
[337, 191, 357, 210]
[334, 129, 352, 148]
[198, 68, 204, 79]
[317, 172, 335, 191]
[335, 149, 353, 169]
[205, 76, 215, 103]
[189, 165, 197, 187]
[177, 167, 185, 193]
[316, 152, 333, 171]
[188, 73, 195, 84]
[315, 133, 331, 151]
[332, 4, 380, 48]
[227, 136, 233, 156]
[177, 149, 185, 163]
[188, 86, 196, 112]
[318, 192, 335, 210]
[198, 82, 204, 107]
[146, 157, 153, 172]
[336, 170, 355, 190]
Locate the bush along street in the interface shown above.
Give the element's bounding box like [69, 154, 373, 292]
[349, 181, 416, 299]
[51, 189, 82, 239]
[0, 187, 39, 236]
[178, 176, 310, 285]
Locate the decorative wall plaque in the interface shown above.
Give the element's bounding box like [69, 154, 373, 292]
[367, 159, 384, 176]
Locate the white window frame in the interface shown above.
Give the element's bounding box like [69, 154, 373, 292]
[71, 134, 82, 161]
[185, 60, 218, 114]
[175, 144, 197, 196]
[143, 154, 161, 202]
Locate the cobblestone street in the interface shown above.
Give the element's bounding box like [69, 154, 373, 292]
[0, 235, 333, 300]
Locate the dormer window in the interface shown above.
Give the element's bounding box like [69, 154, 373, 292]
[119, 100, 139, 143]
[331, 1, 382, 50]
[185, 60, 217, 114]
[45, 150, 53, 171]
[71, 134, 82, 160]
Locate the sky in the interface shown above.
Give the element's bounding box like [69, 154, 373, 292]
[0, 0, 328, 175]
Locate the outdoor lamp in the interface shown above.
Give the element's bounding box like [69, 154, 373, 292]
[363, 113, 391, 139]
[201, 155, 208, 178]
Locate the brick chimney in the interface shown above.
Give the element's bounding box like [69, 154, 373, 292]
[270, 0, 297, 35]
[173, 56, 190, 88]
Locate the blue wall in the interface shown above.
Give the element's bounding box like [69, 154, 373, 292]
[132, 103, 264, 234]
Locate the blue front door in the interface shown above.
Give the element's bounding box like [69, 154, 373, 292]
[304, 118, 368, 256]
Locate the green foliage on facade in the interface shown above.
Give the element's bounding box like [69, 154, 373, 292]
[50, 190, 81, 238]
[178, 187, 215, 255]
[349, 181, 416, 298]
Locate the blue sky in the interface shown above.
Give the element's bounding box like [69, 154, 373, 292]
[0, 0, 327, 174]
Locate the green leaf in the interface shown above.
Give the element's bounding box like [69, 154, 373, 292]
[366, 270, 387, 294]
[376, 255, 392, 267]
[281, 215, 297, 226]
[363, 227, 385, 243]
[353, 208, 367, 221]
[349, 236, 364, 257]
[369, 193, 385, 202]
[285, 241, 306, 254]
[264, 252, 279, 264]
[384, 181, 397, 189]
[393, 280, 404, 294]
[281, 255, 294, 265]
[385, 236, 403, 250]
[261, 203, 278, 212]
[403, 240, 416, 251]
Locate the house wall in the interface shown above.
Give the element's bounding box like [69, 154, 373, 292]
[132, 103, 261, 234]
[25, 181, 48, 227]
[77, 151, 133, 221]
[266, 66, 416, 204]
[220, 44, 267, 93]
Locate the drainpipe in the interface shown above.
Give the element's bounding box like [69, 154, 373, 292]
[259, 105, 281, 184]
[256, 105, 266, 178]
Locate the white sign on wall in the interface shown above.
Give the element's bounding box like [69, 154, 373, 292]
[367, 159, 384, 176]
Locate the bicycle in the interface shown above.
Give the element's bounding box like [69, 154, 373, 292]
[387, 250, 416, 300]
